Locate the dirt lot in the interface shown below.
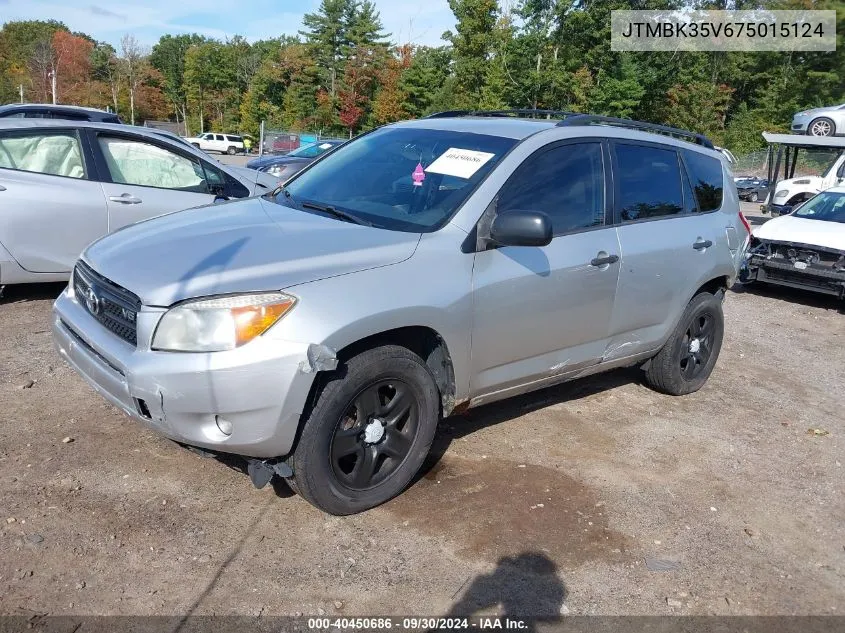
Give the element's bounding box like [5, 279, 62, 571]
[1, 216, 843, 619]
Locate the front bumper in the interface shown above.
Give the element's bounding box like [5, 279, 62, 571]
[742, 254, 845, 298]
[52, 288, 317, 458]
[764, 203, 793, 216]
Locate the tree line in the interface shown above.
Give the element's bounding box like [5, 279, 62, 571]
[0, 0, 842, 154]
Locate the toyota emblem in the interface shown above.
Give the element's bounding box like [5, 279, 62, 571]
[84, 286, 101, 316]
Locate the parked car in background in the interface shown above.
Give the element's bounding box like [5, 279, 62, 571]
[246, 140, 344, 180]
[0, 103, 122, 123]
[184, 132, 245, 155]
[743, 187, 845, 297]
[735, 177, 770, 202]
[53, 111, 748, 515]
[0, 119, 278, 287]
[792, 103, 845, 137]
[769, 151, 845, 215]
[268, 134, 301, 154]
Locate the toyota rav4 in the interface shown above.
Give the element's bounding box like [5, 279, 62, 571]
[53, 112, 749, 515]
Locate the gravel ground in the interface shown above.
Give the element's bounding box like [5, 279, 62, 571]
[0, 212, 843, 620]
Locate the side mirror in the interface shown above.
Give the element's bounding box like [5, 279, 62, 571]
[489, 210, 553, 248]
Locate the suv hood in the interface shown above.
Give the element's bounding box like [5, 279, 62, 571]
[83, 197, 421, 307]
[754, 214, 845, 251]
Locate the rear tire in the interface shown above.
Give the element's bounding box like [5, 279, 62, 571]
[644, 292, 725, 396]
[288, 345, 440, 515]
[749, 191, 758, 203]
[808, 117, 835, 137]
[191, 143, 200, 149]
[227, 146, 237, 155]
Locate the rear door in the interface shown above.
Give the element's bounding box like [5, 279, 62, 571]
[608, 141, 722, 350]
[0, 127, 107, 273]
[88, 131, 218, 231]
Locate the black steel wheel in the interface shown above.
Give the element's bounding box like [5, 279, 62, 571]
[289, 345, 440, 515]
[678, 312, 716, 381]
[330, 379, 419, 491]
[645, 291, 725, 395]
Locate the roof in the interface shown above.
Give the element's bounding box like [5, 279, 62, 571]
[392, 116, 558, 140]
[762, 132, 845, 149]
[0, 118, 205, 153]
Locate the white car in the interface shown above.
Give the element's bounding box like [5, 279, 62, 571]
[184, 132, 245, 155]
[742, 186, 845, 298]
[0, 119, 278, 288]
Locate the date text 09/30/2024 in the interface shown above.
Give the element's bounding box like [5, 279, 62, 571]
[307, 617, 531, 630]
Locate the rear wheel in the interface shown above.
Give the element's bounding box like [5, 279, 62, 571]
[288, 345, 440, 515]
[191, 142, 200, 149]
[644, 292, 725, 396]
[808, 117, 835, 137]
[226, 146, 237, 155]
[749, 191, 758, 203]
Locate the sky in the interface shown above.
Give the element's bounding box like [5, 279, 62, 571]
[0, 0, 457, 48]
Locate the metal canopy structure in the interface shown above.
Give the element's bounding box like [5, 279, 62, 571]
[762, 132, 845, 212]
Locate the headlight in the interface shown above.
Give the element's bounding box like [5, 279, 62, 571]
[774, 190, 788, 199]
[152, 293, 296, 352]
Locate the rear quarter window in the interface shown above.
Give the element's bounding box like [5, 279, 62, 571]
[683, 150, 724, 212]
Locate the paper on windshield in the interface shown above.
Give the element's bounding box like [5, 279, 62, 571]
[319, 143, 333, 149]
[425, 148, 495, 180]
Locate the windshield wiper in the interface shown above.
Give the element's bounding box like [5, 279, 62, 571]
[300, 201, 373, 227]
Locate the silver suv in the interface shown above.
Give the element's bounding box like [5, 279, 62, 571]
[53, 112, 749, 515]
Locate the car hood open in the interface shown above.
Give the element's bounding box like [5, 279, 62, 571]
[82, 197, 421, 307]
[753, 214, 845, 252]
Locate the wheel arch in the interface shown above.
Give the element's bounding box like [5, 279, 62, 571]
[333, 325, 458, 416]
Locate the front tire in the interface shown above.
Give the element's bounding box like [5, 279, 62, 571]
[289, 345, 440, 515]
[644, 292, 725, 396]
[749, 191, 758, 202]
[808, 117, 835, 137]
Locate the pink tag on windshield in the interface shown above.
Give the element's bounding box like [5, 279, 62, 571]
[412, 163, 425, 187]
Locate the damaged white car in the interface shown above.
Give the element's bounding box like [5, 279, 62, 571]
[742, 186, 845, 299]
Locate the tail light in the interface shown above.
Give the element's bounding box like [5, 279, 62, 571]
[739, 212, 752, 234]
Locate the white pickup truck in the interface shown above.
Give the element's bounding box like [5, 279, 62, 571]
[184, 132, 245, 155]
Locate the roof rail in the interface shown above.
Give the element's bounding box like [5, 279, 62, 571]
[557, 114, 714, 148]
[424, 109, 714, 149]
[426, 109, 580, 120]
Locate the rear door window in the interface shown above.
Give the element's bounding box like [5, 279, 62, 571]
[683, 150, 724, 212]
[614, 144, 684, 221]
[0, 131, 85, 178]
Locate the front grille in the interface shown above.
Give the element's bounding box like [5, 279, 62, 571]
[73, 262, 141, 346]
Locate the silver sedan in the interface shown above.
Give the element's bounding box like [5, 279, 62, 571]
[791, 103, 845, 137]
[0, 119, 278, 287]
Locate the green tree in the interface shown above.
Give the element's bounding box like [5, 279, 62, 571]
[400, 46, 452, 117]
[445, 0, 499, 108]
[300, 0, 356, 97]
[150, 33, 206, 130]
[345, 0, 390, 51]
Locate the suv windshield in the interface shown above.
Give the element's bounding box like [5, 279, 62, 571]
[271, 127, 516, 232]
[793, 191, 845, 223]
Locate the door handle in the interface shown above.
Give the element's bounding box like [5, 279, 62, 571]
[693, 239, 713, 250]
[109, 194, 142, 204]
[590, 254, 619, 267]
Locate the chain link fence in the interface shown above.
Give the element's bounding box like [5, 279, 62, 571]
[257, 123, 345, 157]
[733, 148, 842, 179]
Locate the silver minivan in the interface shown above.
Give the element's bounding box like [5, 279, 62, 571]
[53, 112, 750, 515]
